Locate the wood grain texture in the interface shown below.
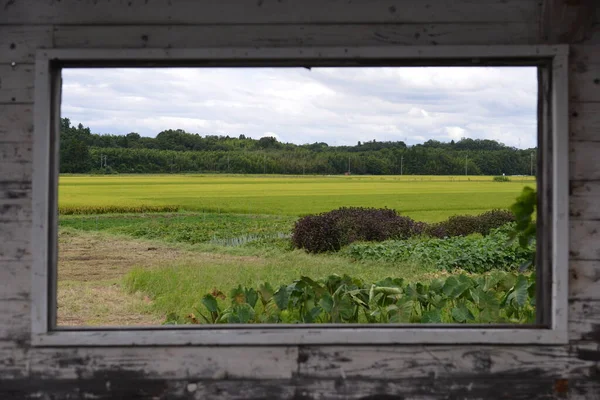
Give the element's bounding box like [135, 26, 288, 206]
[571, 141, 600, 180]
[0, 222, 32, 262]
[29, 347, 298, 380]
[0, 105, 34, 143]
[0, 64, 35, 104]
[0, 26, 52, 64]
[0, 261, 30, 301]
[570, 220, 600, 260]
[570, 63, 600, 103]
[569, 300, 600, 342]
[0, 300, 29, 342]
[570, 261, 600, 300]
[540, 0, 597, 43]
[570, 102, 600, 142]
[0, 0, 539, 25]
[0, 181, 31, 201]
[53, 23, 538, 49]
[2, 375, 599, 400]
[296, 345, 597, 380]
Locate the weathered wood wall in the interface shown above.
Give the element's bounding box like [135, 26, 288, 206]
[1, 1, 599, 398]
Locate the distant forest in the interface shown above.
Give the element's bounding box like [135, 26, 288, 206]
[60, 118, 536, 176]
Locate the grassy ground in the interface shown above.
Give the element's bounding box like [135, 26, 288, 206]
[57, 227, 440, 325]
[59, 174, 535, 222]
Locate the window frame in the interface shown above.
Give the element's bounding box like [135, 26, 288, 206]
[31, 45, 569, 347]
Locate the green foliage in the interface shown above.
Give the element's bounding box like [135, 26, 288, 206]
[61, 118, 537, 176]
[293, 207, 516, 253]
[510, 186, 537, 247]
[344, 225, 534, 273]
[292, 207, 418, 253]
[182, 272, 536, 324]
[493, 176, 511, 182]
[60, 212, 295, 245]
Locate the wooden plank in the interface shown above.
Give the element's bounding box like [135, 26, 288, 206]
[539, 0, 597, 43]
[570, 102, 600, 142]
[0, 142, 32, 164]
[0, 160, 32, 182]
[0, 222, 32, 262]
[570, 141, 600, 180]
[0, 64, 34, 104]
[0, 0, 539, 25]
[0, 348, 27, 380]
[570, 62, 600, 103]
[29, 347, 298, 380]
[5, 376, 599, 400]
[570, 180, 600, 221]
[571, 195, 600, 220]
[297, 345, 596, 380]
[0, 26, 52, 64]
[0, 261, 30, 301]
[569, 299, 600, 342]
[570, 220, 600, 260]
[0, 181, 31, 201]
[0, 300, 29, 342]
[53, 23, 538, 49]
[0, 202, 31, 223]
[570, 261, 600, 300]
[0, 104, 34, 143]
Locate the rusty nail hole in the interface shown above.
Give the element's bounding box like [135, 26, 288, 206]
[572, 111, 578, 117]
[554, 379, 568, 394]
[9, 43, 15, 50]
[11, 97, 16, 102]
[594, 78, 600, 85]
[141, 35, 149, 42]
[388, 5, 396, 13]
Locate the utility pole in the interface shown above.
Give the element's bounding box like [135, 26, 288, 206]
[465, 154, 468, 176]
[400, 155, 404, 176]
[530, 152, 534, 176]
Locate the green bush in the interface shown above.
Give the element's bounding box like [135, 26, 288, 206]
[292, 207, 517, 252]
[493, 175, 511, 182]
[344, 224, 534, 273]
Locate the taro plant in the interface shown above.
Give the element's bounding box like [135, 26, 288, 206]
[184, 272, 536, 325]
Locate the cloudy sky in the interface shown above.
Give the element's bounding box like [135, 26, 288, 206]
[61, 66, 537, 149]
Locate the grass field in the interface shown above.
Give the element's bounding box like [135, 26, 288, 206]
[59, 174, 535, 222]
[57, 174, 536, 326]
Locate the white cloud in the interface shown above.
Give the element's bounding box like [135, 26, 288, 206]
[61, 66, 537, 148]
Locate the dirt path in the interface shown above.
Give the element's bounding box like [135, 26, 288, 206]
[57, 229, 261, 326]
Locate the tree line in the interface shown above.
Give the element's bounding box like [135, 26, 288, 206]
[60, 118, 536, 176]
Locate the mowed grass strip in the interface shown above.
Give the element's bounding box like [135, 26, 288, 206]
[59, 174, 535, 222]
[123, 245, 439, 323]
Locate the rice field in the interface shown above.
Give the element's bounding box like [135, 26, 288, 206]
[59, 174, 535, 222]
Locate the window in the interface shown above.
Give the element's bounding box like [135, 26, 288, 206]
[32, 46, 569, 346]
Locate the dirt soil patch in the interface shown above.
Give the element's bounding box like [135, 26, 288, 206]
[57, 229, 262, 326]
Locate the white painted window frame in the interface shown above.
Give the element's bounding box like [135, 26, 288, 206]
[31, 45, 569, 347]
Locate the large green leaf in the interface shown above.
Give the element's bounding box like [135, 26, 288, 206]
[244, 288, 258, 308]
[274, 285, 290, 310]
[451, 303, 475, 323]
[201, 294, 219, 313]
[258, 282, 274, 306]
[421, 309, 442, 323]
[236, 304, 255, 323]
[507, 274, 529, 307]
